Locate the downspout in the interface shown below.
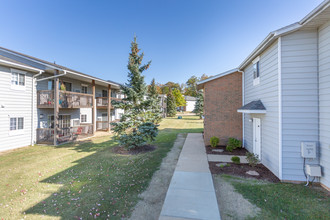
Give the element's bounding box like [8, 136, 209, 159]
[36, 70, 67, 82]
[237, 70, 245, 147]
[32, 70, 44, 146]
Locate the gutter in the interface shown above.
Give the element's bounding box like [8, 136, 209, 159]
[32, 70, 44, 146]
[36, 70, 67, 82]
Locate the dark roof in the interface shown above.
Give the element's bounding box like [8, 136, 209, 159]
[185, 96, 197, 101]
[238, 100, 266, 111]
[0, 54, 37, 69]
[0, 46, 122, 86]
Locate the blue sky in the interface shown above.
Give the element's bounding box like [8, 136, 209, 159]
[0, 0, 323, 85]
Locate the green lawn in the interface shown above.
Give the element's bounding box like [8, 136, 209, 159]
[222, 175, 330, 219]
[0, 115, 203, 219]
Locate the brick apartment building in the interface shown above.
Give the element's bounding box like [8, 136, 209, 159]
[197, 69, 242, 145]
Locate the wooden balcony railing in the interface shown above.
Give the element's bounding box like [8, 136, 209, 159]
[36, 124, 93, 144]
[96, 121, 109, 131]
[96, 97, 122, 108]
[37, 90, 93, 108]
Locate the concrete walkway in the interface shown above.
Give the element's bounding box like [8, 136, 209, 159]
[159, 133, 221, 220]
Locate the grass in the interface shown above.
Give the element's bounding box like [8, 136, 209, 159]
[222, 175, 330, 219]
[0, 115, 203, 219]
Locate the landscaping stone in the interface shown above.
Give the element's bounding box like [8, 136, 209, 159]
[216, 163, 227, 167]
[246, 170, 260, 176]
[212, 149, 224, 153]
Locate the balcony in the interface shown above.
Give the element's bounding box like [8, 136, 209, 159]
[96, 97, 122, 108]
[96, 120, 109, 131]
[36, 124, 93, 144]
[37, 90, 93, 108]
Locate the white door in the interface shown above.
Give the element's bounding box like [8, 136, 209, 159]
[253, 118, 261, 160]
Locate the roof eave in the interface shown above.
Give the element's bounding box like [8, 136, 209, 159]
[196, 68, 239, 90]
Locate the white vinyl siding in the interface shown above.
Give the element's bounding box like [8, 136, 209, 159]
[0, 65, 36, 152]
[243, 42, 279, 177]
[281, 30, 319, 182]
[318, 21, 330, 189]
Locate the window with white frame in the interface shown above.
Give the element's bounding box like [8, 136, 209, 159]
[10, 117, 24, 131]
[81, 114, 87, 123]
[11, 69, 26, 89]
[81, 85, 88, 94]
[252, 57, 260, 86]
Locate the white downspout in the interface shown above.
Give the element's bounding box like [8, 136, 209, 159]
[36, 70, 66, 82]
[238, 70, 245, 147]
[278, 37, 283, 180]
[32, 70, 44, 146]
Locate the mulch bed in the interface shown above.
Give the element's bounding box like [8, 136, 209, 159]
[209, 162, 280, 183]
[112, 145, 157, 155]
[205, 145, 248, 155]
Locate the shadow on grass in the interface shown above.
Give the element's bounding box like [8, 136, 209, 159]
[24, 127, 202, 219]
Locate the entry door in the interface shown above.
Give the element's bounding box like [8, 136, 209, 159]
[101, 113, 108, 122]
[253, 118, 261, 159]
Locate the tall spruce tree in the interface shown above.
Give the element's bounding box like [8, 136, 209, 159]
[147, 78, 162, 124]
[194, 92, 204, 119]
[166, 89, 177, 117]
[111, 37, 158, 149]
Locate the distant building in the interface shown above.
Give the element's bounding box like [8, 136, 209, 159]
[184, 96, 197, 112]
[158, 94, 167, 117]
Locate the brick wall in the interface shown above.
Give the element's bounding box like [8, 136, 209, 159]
[203, 72, 242, 145]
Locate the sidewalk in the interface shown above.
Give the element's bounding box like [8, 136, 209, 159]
[159, 133, 221, 220]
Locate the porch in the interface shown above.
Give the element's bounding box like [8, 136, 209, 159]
[36, 124, 93, 145]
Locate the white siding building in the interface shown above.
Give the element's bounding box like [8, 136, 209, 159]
[236, 0, 330, 190]
[0, 46, 124, 151]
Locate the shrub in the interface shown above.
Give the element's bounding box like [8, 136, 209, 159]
[227, 138, 242, 150]
[226, 145, 234, 152]
[210, 136, 219, 148]
[246, 152, 260, 167]
[231, 156, 240, 164]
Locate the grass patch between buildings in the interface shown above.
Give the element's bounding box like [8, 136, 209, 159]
[222, 175, 330, 219]
[0, 115, 203, 219]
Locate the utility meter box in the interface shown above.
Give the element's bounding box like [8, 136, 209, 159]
[301, 142, 317, 159]
[305, 164, 322, 177]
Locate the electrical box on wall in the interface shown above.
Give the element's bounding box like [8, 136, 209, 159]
[301, 142, 317, 159]
[305, 164, 322, 177]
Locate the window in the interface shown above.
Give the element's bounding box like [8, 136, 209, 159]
[252, 57, 260, 86]
[59, 81, 72, 91]
[10, 117, 24, 131]
[10, 118, 16, 130]
[253, 62, 260, 79]
[81, 114, 87, 123]
[47, 115, 71, 128]
[81, 85, 88, 94]
[102, 90, 108, 97]
[11, 69, 26, 90]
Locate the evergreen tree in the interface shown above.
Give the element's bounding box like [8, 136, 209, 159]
[111, 37, 158, 149]
[166, 89, 177, 117]
[194, 92, 204, 119]
[173, 88, 186, 107]
[147, 78, 162, 124]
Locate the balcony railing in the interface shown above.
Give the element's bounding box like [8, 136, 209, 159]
[96, 97, 122, 108]
[37, 90, 93, 108]
[96, 121, 109, 131]
[36, 124, 93, 144]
